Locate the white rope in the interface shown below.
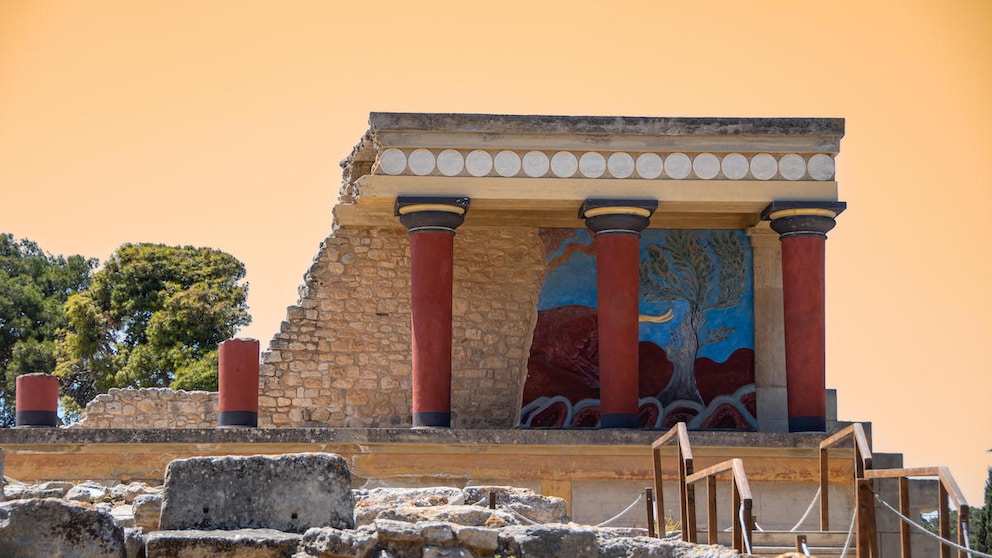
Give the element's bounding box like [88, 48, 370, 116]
[790, 487, 821, 532]
[839, 510, 857, 558]
[497, 503, 541, 525]
[800, 538, 812, 556]
[738, 502, 753, 556]
[594, 493, 645, 528]
[875, 493, 990, 558]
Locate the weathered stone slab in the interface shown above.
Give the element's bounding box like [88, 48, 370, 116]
[374, 504, 519, 528]
[66, 481, 110, 503]
[497, 524, 599, 557]
[0, 498, 125, 557]
[159, 453, 353, 533]
[145, 528, 301, 558]
[298, 525, 380, 558]
[354, 487, 464, 525]
[133, 493, 163, 532]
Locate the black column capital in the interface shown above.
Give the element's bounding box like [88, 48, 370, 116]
[396, 196, 470, 233]
[762, 201, 846, 239]
[580, 199, 657, 236]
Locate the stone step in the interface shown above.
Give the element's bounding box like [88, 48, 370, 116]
[709, 530, 851, 556]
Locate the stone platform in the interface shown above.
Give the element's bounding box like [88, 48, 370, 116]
[0, 427, 880, 530]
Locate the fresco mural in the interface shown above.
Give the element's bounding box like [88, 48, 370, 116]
[519, 228, 756, 430]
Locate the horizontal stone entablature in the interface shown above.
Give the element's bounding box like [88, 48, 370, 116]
[339, 113, 844, 230]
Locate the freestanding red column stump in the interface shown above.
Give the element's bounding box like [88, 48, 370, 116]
[581, 199, 657, 429]
[218, 338, 260, 427]
[397, 196, 469, 428]
[15, 373, 59, 427]
[764, 201, 845, 432]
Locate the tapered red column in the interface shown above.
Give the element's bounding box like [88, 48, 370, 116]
[581, 199, 657, 429]
[15, 373, 59, 427]
[397, 196, 469, 428]
[763, 201, 845, 432]
[218, 338, 260, 427]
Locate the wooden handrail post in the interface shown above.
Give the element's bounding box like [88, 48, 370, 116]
[645, 487, 655, 539]
[707, 476, 718, 544]
[938, 483, 951, 558]
[898, 476, 912, 558]
[856, 478, 879, 558]
[731, 477, 743, 552]
[820, 446, 830, 531]
[652, 447, 664, 538]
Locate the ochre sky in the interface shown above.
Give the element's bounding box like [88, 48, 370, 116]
[2, 1, 990, 503]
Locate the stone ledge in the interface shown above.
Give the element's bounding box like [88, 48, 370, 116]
[0, 426, 860, 448]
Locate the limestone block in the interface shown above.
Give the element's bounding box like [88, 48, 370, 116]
[133, 493, 163, 532]
[123, 528, 144, 558]
[159, 453, 354, 533]
[373, 504, 518, 529]
[66, 481, 110, 503]
[298, 525, 379, 558]
[144, 528, 301, 558]
[0, 498, 126, 557]
[452, 526, 498, 554]
[111, 503, 135, 528]
[422, 546, 472, 558]
[497, 525, 599, 557]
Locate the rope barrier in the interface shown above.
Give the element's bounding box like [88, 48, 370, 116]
[790, 487, 821, 532]
[738, 502, 753, 556]
[594, 493, 645, 528]
[497, 503, 541, 526]
[874, 492, 991, 558]
[839, 510, 857, 558]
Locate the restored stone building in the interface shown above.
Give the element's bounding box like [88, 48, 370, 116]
[257, 112, 845, 433]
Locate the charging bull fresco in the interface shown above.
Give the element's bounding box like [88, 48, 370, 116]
[519, 228, 756, 430]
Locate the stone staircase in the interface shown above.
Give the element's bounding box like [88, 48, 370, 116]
[715, 530, 851, 556]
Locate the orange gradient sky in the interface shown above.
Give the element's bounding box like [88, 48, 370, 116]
[2, 1, 990, 503]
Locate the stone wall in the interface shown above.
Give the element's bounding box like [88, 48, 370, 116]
[73, 388, 216, 429]
[259, 224, 546, 428]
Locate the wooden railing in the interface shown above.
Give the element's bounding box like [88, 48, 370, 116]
[864, 466, 970, 558]
[652, 422, 695, 542]
[686, 457, 754, 552]
[819, 422, 873, 531]
[651, 423, 755, 553]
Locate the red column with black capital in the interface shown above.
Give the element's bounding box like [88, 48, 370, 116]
[581, 199, 657, 429]
[764, 201, 845, 432]
[397, 196, 469, 428]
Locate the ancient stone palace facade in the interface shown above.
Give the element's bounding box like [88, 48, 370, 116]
[256, 113, 845, 432]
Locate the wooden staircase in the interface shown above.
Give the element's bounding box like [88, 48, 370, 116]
[649, 423, 971, 558]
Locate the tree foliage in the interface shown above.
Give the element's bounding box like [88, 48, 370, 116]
[0, 234, 95, 426]
[55, 243, 250, 417]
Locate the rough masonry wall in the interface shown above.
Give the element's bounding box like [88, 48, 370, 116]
[259, 225, 546, 428]
[74, 388, 217, 428]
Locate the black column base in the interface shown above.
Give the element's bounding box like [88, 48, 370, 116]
[600, 413, 639, 429]
[413, 412, 451, 428]
[15, 410, 57, 427]
[218, 410, 258, 427]
[789, 415, 826, 433]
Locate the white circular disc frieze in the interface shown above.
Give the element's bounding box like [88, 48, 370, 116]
[693, 153, 720, 179]
[465, 150, 493, 177]
[750, 153, 778, 180]
[664, 153, 692, 179]
[523, 151, 550, 177]
[579, 152, 607, 178]
[807, 153, 835, 181]
[551, 152, 578, 177]
[494, 150, 522, 177]
[436, 149, 464, 176]
[607, 152, 635, 178]
[779, 154, 807, 180]
[721, 153, 749, 179]
[408, 149, 436, 176]
[379, 148, 407, 175]
[636, 153, 663, 179]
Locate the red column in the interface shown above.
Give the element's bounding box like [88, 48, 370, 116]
[15, 373, 59, 427]
[581, 199, 656, 429]
[218, 338, 260, 427]
[765, 202, 845, 432]
[397, 196, 469, 428]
